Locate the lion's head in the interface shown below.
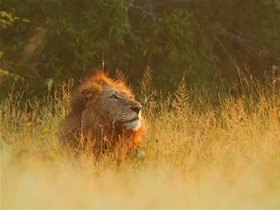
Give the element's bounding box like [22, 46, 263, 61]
[60, 71, 146, 155]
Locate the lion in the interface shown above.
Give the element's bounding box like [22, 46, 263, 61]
[59, 70, 146, 157]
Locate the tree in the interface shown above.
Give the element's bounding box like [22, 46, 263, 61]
[0, 0, 279, 97]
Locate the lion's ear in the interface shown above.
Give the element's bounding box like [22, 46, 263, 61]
[80, 83, 102, 100]
[80, 82, 102, 100]
[80, 88, 96, 100]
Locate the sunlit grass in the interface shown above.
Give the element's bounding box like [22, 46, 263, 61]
[1, 76, 280, 208]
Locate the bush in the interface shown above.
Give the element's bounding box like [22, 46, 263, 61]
[1, 0, 279, 97]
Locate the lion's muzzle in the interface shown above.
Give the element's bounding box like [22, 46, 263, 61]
[130, 104, 142, 115]
[121, 102, 142, 130]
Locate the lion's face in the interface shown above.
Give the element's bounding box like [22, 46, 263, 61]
[98, 85, 142, 130]
[82, 85, 142, 130]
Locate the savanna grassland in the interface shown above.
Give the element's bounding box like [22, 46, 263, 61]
[1, 71, 280, 209]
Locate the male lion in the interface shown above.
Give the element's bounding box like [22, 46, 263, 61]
[59, 71, 146, 156]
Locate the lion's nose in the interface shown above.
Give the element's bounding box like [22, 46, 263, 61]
[130, 104, 142, 114]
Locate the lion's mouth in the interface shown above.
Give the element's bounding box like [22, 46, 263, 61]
[122, 117, 139, 123]
[118, 116, 141, 130]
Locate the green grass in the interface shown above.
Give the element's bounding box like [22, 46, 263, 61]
[1, 77, 280, 209]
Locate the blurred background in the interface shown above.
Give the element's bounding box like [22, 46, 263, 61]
[0, 0, 280, 99]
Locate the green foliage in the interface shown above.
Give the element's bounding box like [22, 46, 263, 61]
[0, 10, 18, 28]
[0, 0, 280, 97]
[0, 68, 24, 81]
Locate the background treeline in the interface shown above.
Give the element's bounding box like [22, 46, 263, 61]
[1, 0, 280, 98]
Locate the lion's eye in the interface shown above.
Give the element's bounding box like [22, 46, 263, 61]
[110, 94, 119, 100]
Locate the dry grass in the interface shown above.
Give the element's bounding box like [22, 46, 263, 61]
[1, 75, 280, 209]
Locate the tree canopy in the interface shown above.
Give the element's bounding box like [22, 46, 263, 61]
[1, 0, 280, 97]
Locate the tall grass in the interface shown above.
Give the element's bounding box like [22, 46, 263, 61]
[1, 70, 280, 208]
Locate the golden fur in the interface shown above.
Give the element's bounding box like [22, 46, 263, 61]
[59, 71, 146, 156]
